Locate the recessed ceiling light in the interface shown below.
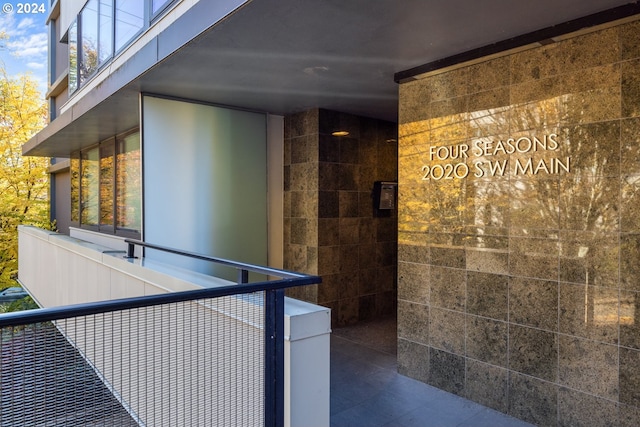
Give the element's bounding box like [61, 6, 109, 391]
[332, 131, 350, 137]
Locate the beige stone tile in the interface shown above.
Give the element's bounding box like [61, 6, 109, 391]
[465, 360, 508, 413]
[509, 324, 558, 381]
[509, 276, 558, 331]
[558, 387, 620, 427]
[558, 282, 619, 344]
[466, 315, 507, 367]
[430, 266, 465, 311]
[466, 271, 508, 321]
[508, 371, 558, 426]
[397, 300, 429, 345]
[429, 307, 465, 355]
[558, 335, 618, 400]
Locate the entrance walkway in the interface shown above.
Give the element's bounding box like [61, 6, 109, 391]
[330, 318, 534, 427]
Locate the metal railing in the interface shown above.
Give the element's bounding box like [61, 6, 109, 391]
[1, 239, 321, 426]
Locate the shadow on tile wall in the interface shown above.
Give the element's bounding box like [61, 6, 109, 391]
[284, 109, 398, 327]
[398, 18, 640, 427]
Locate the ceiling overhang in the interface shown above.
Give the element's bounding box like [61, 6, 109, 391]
[24, 0, 640, 157]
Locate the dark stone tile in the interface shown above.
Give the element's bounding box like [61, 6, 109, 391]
[429, 308, 464, 355]
[340, 137, 359, 164]
[509, 324, 558, 382]
[558, 282, 619, 344]
[509, 277, 558, 331]
[398, 261, 429, 305]
[466, 271, 508, 321]
[337, 297, 359, 326]
[620, 347, 640, 407]
[319, 162, 340, 191]
[558, 335, 618, 400]
[339, 164, 358, 191]
[319, 191, 339, 218]
[397, 300, 428, 345]
[339, 245, 359, 274]
[319, 133, 340, 163]
[621, 20, 640, 61]
[465, 359, 508, 413]
[339, 218, 359, 245]
[359, 294, 377, 322]
[428, 348, 465, 396]
[465, 315, 508, 367]
[318, 218, 340, 246]
[621, 117, 640, 177]
[620, 402, 640, 427]
[622, 174, 640, 233]
[508, 372, 558, 426]
[339, 191, 359, 218]
[397, 338, 429, 383]
[620, 290, 640, 350]
[621, 233, 640, 292]
[622, 59, 640, 118]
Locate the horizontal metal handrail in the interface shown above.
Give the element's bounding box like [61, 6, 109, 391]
[0, 275, 319, 328]
[125, 238, 309, 282]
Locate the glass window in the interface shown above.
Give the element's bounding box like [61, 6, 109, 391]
[70, 154, 80, 222]
[100, 139, 115, 227]
[98, 0, 114, 64]
[68, 20, 78, 93]
[81, 147, 100, 226]
[115, 0, 144, 52]
[152, 0, 172, 15]
[116, 132, 141, 231]
[80, 0, 99, 84]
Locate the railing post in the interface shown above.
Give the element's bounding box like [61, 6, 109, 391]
[238, 268, 249, 284]
[264, 288, 285, 427]
[126, 242, 135, 258]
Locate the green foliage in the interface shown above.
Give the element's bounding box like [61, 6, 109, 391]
[0, 295, 39, 313]
[0, 67, 50, 288]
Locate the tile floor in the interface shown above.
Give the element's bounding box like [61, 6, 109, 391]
[330, 318, 534, 427]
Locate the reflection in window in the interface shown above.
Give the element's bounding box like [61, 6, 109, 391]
[81, 147, 100, 226]
[98, 0, 114, 64]
[116, 132, 141, 231]
[152, 0, 172, 15]
[115, 0, 144, 52]
[68, 20, 78, 93]
[80, 0, 99, 84]
[70, 154, 80, 222]
[100, 139, 115, 227]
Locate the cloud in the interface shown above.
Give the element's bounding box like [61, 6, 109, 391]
[27, 61, 45, 70]
[9, 33, 48, 59]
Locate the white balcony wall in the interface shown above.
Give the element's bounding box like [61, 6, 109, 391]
[17, 225, 330, 427]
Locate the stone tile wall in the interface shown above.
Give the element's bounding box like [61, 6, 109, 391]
[284, 109, 398, 326]
[398, 19, 640, 426]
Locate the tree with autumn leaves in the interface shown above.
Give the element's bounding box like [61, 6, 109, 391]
[0, 61, 51, 290]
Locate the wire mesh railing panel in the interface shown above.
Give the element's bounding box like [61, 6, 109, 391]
[1, 322, 138, 426]
[1, 292, 267, 427]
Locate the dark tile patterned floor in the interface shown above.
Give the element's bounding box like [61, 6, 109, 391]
[331, 318, 534, 427]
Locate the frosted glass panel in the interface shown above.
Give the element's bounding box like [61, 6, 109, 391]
[142, 96, 267, 280]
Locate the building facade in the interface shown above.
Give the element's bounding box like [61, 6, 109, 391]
[23, 0, 640, 424]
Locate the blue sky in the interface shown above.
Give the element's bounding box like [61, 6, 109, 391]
[0, 5, 49, 97]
